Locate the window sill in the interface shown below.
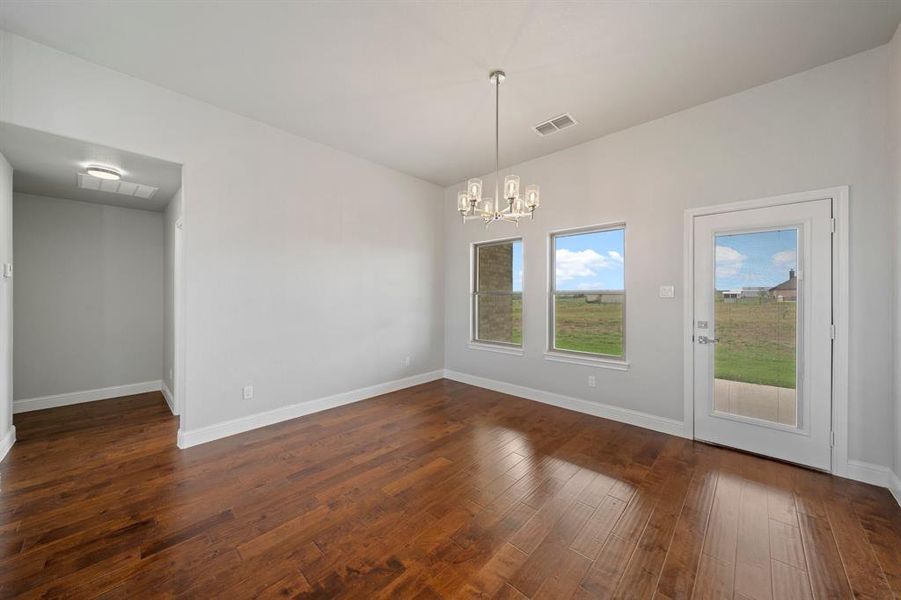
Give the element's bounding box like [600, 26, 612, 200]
[543, 351, 629, 371]
[467, 342, 524, 356]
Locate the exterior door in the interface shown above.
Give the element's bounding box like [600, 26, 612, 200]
[692, 199, 832, 470]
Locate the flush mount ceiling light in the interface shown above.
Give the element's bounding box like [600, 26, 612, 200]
[85, 165, 122, 180]
[458, 70, 541, 227]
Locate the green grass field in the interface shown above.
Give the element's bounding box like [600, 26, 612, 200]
[714, 299, 796, 388]
[502, 295, 796, 389]
[551, 296, 624, 357]
[509, 296, 623, 356]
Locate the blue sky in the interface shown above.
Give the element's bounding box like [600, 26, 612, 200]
[715, 229, 797, 290]
[512, 241, 523, 291]
[553, 230, 624, 291]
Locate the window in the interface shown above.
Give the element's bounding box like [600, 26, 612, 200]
[472, 238, 523, 347]
[550, 225, 625, 360]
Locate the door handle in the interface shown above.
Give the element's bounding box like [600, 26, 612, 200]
[697, 335, 719, 345]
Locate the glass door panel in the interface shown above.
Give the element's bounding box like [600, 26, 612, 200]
[712, 229, 799, 427]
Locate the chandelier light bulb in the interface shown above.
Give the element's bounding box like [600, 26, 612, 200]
[458, 191, 470, 213]
[525, 184, 540, 208]
[504, 174, 520, 200]
[467, 178, 482, 201]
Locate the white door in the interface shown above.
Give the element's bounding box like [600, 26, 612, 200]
[692, 199, 832, 470]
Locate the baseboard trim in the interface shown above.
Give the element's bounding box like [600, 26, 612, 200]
[0, 426, 15, 463]
[845, 459, 890, 487]
[442, 369, 688, 439]
[846, 459, 901, 506]
[891, 471, 901, 507]
[13, 380, 162, 413]
[890, 471, 901, 507]
[161, 382, 177, 416]
[177, 370, 445, 449]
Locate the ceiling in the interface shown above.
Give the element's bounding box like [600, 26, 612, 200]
[0, 123, 182, 211]
[1, 1, 899, 186]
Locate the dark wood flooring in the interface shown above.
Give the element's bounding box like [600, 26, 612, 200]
[1, 379, 899, 598]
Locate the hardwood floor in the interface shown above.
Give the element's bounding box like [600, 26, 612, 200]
[1, 379, 899, 598]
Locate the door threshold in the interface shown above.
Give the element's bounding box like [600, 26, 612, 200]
[693, 438, 831, 474]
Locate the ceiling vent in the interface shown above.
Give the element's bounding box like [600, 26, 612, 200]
[533, 113, 578, 136]
[77, 173, 158, 199]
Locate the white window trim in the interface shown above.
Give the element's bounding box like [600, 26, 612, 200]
[543, 350, 629, 370]
[469, 236, 523, 351]
[548, 222, 627, 362]
[469, 342, 525, 356]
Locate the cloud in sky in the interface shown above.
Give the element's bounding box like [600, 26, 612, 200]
[715, 245, 746, 279]
[714, 229, 797, 289]
[555, 248, 620, 282]
[772, 249, 797, 267]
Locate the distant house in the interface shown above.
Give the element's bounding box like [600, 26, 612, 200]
[739, 286, 769, 298]
[770, 269, 798, 301]
[584, 291, 624, 304]
[721, 287, 768, 302]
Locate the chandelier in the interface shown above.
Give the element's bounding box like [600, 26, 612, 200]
[458, 70, 540, 226]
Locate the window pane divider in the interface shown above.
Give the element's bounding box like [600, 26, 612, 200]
[554, 290, 623, 295]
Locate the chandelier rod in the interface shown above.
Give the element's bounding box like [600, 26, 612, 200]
[495, 70, 500, 208]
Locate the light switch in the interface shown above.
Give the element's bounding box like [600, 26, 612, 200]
[659, 285, 675, 298]
[2, 263, 11, 278]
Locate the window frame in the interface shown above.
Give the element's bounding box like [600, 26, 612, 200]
[470, 236, 523, 351]
[547, 223, 628, 366]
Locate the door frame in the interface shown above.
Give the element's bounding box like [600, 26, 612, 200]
[682, 186, 849, 476]
[174, 216, 185, 418]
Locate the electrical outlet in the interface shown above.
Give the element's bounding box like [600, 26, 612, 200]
[243, 384, 253, 400]
[404, 356, 411, 367]
[168, 368, 173, 381]
[588, 375, 597, 388]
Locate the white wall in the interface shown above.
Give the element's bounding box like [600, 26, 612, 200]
[163, 186, 182, 409]
[0, 152, 13, 452]
[444, 46, 895, 468]
[12, 193, 163, 401]
[0, 31, 445, 435]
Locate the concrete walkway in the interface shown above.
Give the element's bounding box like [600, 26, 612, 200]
[714, 378, 797, 426]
